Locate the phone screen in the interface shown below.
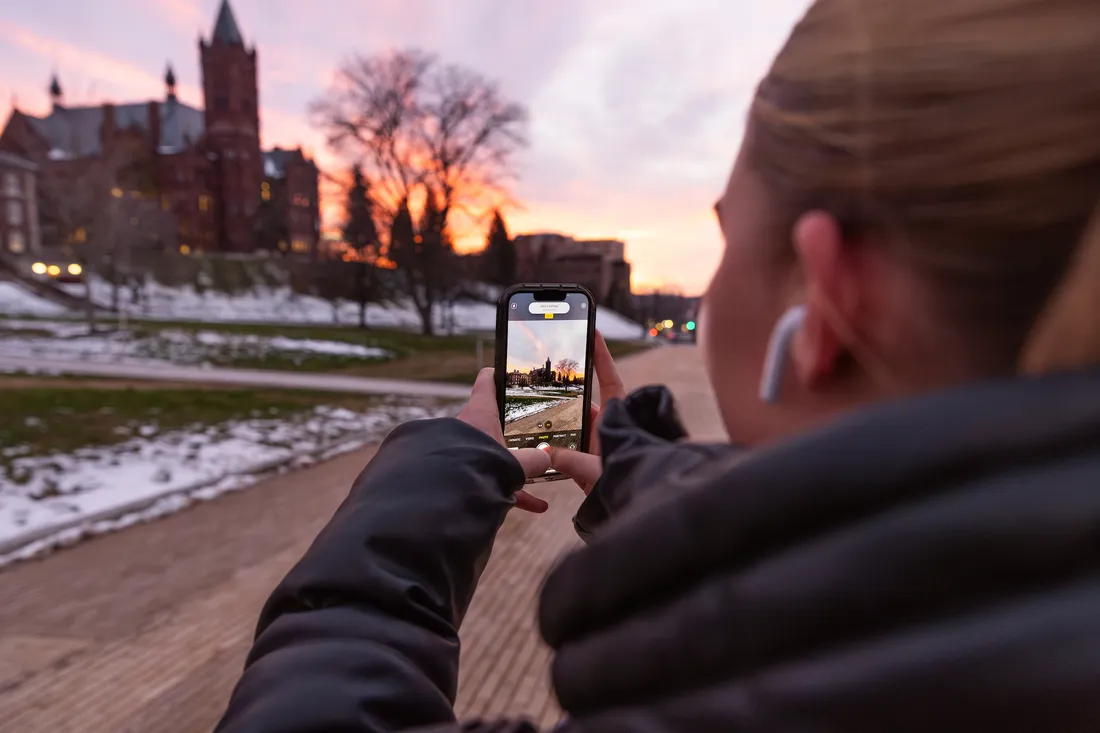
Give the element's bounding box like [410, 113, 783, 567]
[501, 291, 593, 473]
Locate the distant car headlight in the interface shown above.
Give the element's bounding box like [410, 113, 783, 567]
[32, 262, 47, 275]
[67, 263, 82, 276]
[46, 265, 61, 276]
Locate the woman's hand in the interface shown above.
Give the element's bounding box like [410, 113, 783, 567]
[458, 367, 552, 513]
[548, 331, 626, 494]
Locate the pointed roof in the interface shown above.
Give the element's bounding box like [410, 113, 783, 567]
[212, 0, 244, 45]
[165, 63, 176, 89]
[49, 73, 62, 99]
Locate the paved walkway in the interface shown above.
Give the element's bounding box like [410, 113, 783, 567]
[0, 345, 724, 732]
[0, 355, 472, 399]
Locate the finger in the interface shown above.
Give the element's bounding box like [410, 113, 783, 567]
[513, 447, 551, 478]
[593, 331, 627, 403]
[515, 489, 549, 514]
[588, 402, 602, 455]
[548, 448, 602, 495]
[470, 367, 496, 399]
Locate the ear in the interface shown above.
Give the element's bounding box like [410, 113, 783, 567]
[790, 211, 852, 390]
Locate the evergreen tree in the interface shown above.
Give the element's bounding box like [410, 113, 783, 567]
[342, 166, 386, 328]
[388, 189, 459, 335]
[482, 209, 516, 286]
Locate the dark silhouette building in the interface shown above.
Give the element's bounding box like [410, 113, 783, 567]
[0, 0, 319, 258]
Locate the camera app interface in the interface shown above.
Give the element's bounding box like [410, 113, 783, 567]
[504, 292, 590, 459]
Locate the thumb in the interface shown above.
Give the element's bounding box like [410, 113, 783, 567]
[513, 447, 551, 479]
[547, 448, 602, 489]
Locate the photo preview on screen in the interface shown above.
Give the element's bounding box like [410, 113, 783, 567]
[503, 292, 590, 456]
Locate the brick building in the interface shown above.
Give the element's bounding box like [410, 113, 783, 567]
[512, 233, 633, 307]
[0, 0, 319, 258]
[0, 152, 41, 257]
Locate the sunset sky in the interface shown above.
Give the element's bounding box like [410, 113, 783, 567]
[0, 0, 812, 295]
[505, 320, 587, 377]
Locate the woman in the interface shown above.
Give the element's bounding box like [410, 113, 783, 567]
[216, 0, 1100, 730]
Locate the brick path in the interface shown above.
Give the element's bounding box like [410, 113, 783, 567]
[0, 345, 723, 732]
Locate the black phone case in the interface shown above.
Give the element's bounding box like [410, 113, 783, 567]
[494, 283, 597, 484]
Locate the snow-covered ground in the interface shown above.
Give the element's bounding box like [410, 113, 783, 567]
[506, 386, 583, 399]
[0, 401, 453, 567]
[0, 321, 392, 366]
[0, 281, 68, 317]
[504, 398, 560, 424]
[0, 276, 646, 340]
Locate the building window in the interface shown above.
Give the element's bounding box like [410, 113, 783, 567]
[7, 231, 26, 254]
[261, 181, 271, 201]
[6, 200, 21, 226]
[71, 227, 87, 243]
[2, 172, 20, 197]
[292, 239, 309, 253]
[179, 244, 191, 255]
[198, 195, 211, 212]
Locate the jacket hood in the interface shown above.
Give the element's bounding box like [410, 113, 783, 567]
[540, 369, 1100, 732]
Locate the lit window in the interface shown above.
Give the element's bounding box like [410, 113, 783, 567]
[72, 227, 87, 243]
[2, 172, 20, 197]
[198, 195, 211, 212]
[6, 200, 22, 226]
[292, 239, 309, 253]
[262, 189, 271, 202]
[179, 244, 191, 255]
[7, 231, 26, 254]
[111, 187, 123, 198]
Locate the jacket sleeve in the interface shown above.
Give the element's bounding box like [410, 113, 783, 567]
[215, 417, 529, 733]
[574, 386, 742, 541]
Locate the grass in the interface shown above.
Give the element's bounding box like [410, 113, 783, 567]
[0, 377, 429, 458]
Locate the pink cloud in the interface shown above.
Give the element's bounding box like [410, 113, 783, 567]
[0, 20, 203, 110]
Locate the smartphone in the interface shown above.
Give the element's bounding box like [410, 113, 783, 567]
[495, 284, 597, 483]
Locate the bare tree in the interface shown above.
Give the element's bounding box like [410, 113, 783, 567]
[32, 140, 171, 329]
[311, 49, 527, 333]
[555, 358, 581, 382]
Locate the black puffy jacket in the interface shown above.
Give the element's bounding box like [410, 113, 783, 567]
[216, 368, 1100, 733]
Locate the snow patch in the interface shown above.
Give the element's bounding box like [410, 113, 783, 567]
[0, 327, 393, 366]
[0, 401, 456, 567]
[42, 276, 646, 340]
[0, 282, 68, 317]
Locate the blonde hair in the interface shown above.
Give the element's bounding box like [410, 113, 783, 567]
[749, 0, 1100, 374]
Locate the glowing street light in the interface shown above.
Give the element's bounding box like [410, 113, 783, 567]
[47, 265, 61, 276]
[31, 262, 48, 275]
[67, 263, 83, 276]
[663, 319, 674, 329]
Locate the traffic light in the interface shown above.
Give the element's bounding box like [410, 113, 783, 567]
[686, 321, 696, 331]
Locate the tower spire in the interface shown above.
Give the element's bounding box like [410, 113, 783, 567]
[165, 62, 177, 101]
[49, 72, 63, 109]
[211, 0, 244, 45]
